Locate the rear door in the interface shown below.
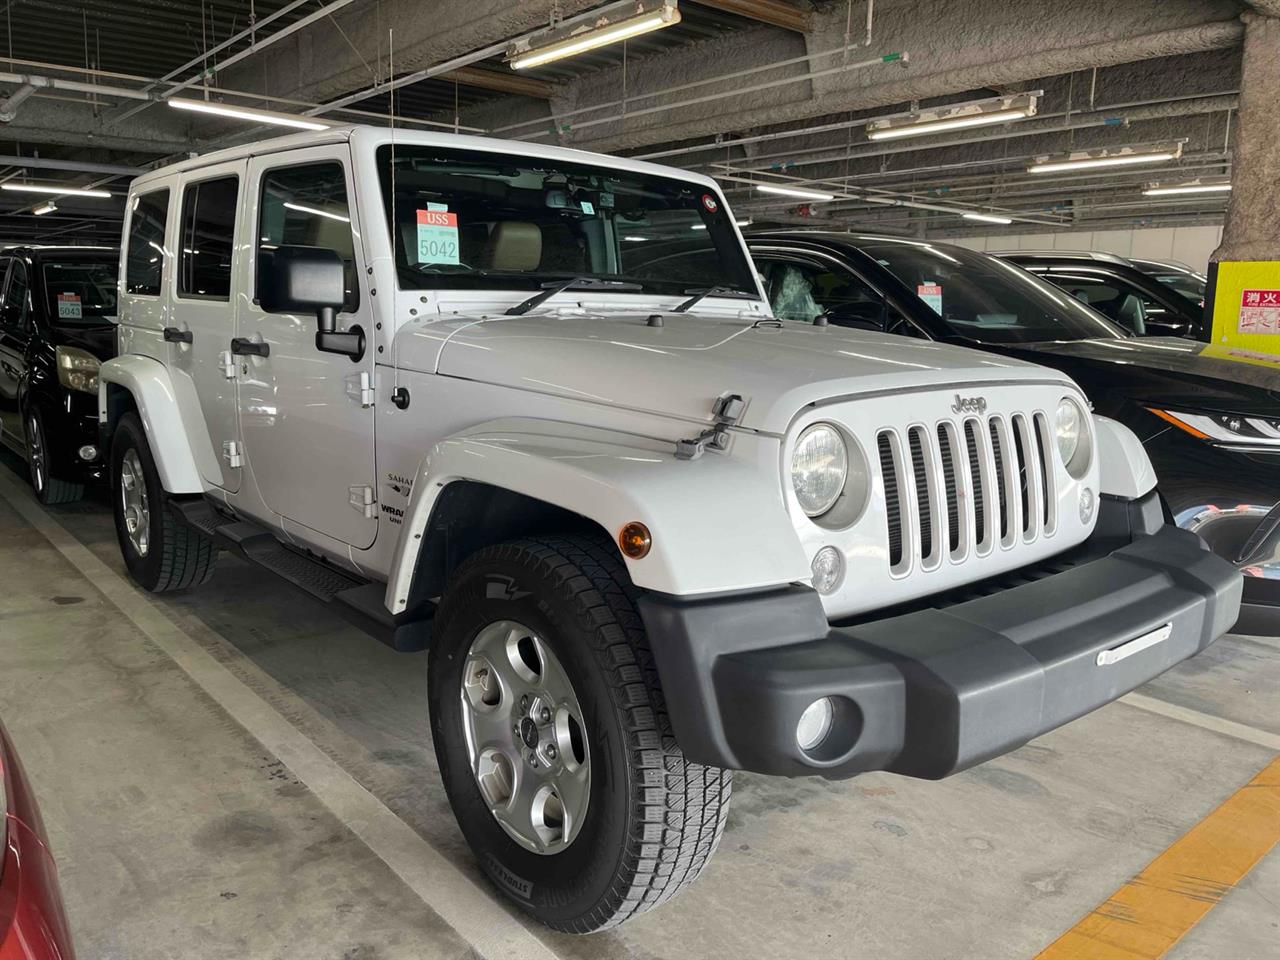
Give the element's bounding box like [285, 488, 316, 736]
[170, 162, 246, 492]
[237, 146, 378, 549]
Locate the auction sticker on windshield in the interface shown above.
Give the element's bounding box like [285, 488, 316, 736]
[1239, 289, 1280, 335]
[56, 292, 82, 320]
[918, 282, 943, 314]
[416, 207, 460, 265]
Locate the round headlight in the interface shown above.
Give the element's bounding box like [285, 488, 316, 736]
[791, 423, 848, 518]
[1055, 398, 1084, 467]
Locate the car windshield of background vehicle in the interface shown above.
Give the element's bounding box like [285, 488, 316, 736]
[1152, 272, 1207, 304]
[42, 259, 118, 325]
[856, 240, 1127, 343]
[375, 145, 758, 298]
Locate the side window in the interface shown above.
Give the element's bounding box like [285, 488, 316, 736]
[257, 162, 358, 311]
[178, 176, 239, 300]
[125, 188, 171, 296]
[1, 259, 29, 331]
[761, 258, 884, 324]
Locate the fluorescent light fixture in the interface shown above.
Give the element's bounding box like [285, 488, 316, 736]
[1143, 180, 1232, 196]
[1027, 141, 1184, 175]
[169, 96, 330, 131]
[691, 219, 752, 229]
[962, 212, 1013, 224]
[508, 0, 681, 71]
[623, 235, 650, 241]
[283, 201, 350, 222]
[867, 93, 1039, 141]
[33, 202, 57, 216]
[755, 184, 835, 201]
[2, 184, 111, 198]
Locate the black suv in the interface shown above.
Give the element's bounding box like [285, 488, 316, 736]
[0, 245, 118, 503]
[995, 250, 1205, 339]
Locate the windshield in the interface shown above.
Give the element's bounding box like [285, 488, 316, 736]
[376, 145, 757, 298]
[1150, 272, 1206, 304]
[42, 258, 118, 325]
[854, 239, 1126, 343]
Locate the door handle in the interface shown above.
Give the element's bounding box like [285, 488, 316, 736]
[230, 337, 269, 358]
[163, 326, 193, 344]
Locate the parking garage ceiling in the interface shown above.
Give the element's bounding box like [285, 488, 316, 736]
[0, 0, 1257, 245]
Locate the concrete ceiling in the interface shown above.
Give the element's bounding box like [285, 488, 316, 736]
[0, 0, 1254, 244]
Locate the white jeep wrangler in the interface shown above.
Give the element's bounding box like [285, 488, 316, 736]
[100, 125, 1240, 932]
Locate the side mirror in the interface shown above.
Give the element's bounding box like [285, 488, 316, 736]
[259, 244, 364, 360]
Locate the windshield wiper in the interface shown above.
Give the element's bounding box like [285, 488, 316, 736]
[506, 277, 643, 316]
[673, 285, 758, 313]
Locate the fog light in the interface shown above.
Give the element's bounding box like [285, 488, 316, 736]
[1079, 487, 1095, 524]
[78, 445, 97, 461]
[796, 697, 834, 752]
[811, 546, 844, 595]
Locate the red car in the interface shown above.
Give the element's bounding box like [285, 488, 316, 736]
[0, 724, 75, 959]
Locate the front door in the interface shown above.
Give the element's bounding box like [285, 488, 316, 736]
[168, 164, 246, 492]
[238, 146, 378, 549]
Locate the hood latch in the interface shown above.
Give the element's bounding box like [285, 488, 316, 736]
[675, 394, 745, 461]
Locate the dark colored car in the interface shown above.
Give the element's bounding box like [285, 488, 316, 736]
[996, 250, 1205, 339]
[0, 246, 118, 504]
[744, 230, 1279, 629]
[0, 721, 76, 959]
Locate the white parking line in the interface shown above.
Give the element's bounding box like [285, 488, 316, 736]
[1121, 692, 1280, 752]
[0, 473, 562, 960]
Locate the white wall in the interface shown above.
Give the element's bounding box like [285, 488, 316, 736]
[949, 225, 1223, 272]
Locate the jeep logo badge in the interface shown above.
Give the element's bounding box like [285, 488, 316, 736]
[951, 394, 987, 415]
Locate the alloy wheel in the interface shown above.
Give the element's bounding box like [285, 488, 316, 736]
[119, 448, 150, 557]
[459, 619, 591, 854]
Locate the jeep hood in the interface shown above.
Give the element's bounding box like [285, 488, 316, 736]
[403, 311, 1062, 433]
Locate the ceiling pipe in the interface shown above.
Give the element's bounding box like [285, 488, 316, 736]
[718, 94, 1240, 175]
[108, 0, 360, 127]
[0, 84, 36, 123]
[637, 88, 1238, 163]
[0, 155, 146, 177]
[303, 0, 645, 117]
[575, 18, 1244, 153]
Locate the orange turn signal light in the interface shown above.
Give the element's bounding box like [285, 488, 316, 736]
[618, 522, 652, 559]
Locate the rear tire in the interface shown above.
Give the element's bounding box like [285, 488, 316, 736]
[110, 412, 217, 592]
[429, 535, 732, 933]
[25, 407, 84, 505]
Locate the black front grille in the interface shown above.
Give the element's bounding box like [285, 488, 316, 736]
[908, 428, 932, 561]
[937, 424, 960, 553]
[878, 433, 903, 567]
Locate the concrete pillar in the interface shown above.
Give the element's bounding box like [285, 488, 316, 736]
[1215, 12, 1280, 262]
[1206, 11, 1280, 349]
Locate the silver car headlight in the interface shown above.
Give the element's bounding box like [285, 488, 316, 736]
[791, 423, 848, 518]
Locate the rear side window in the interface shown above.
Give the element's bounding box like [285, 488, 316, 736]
[257, 162, 358, 311]
[125, 188, 170, 296]
[178, 176, 239, 300]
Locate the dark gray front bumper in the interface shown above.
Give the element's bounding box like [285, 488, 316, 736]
[639, 493, 1242, 780]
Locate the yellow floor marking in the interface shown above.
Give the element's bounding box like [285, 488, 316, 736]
[1035, 755, 1280, 960]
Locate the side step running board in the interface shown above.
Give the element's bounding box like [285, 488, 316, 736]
[168, 499, 431, 652]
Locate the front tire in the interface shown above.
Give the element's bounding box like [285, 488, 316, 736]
[25, 407, 83, 505]
[109, 412, 217, 592]
[429, 536, 732, 933]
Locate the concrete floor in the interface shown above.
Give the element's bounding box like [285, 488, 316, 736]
[0, 452, 1276, 959]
